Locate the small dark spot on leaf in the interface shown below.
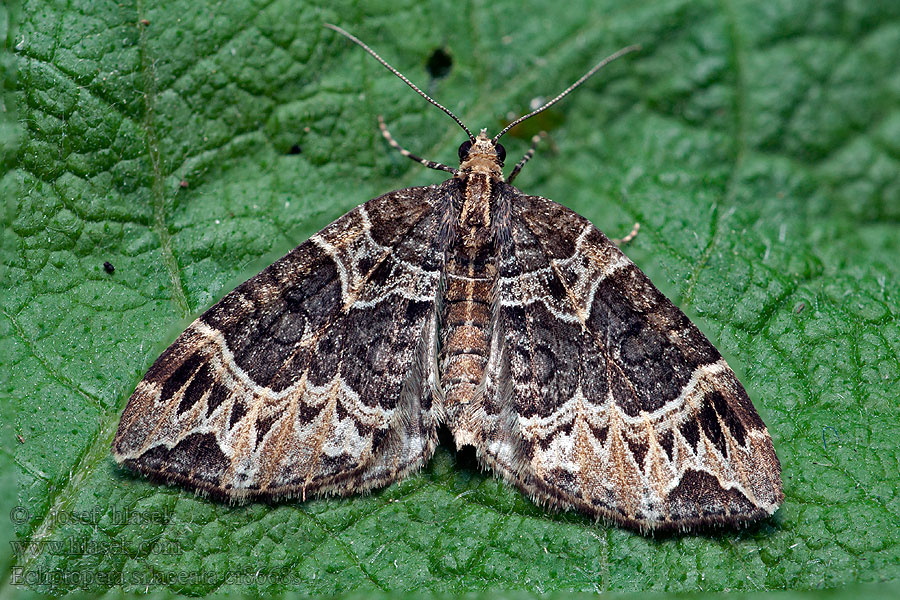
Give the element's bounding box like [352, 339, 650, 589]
[288, 144, 302, 155]
[103, 261, 115, 274]
[426, 47, 452, 79]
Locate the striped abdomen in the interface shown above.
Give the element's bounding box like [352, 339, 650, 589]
[439, 259, 495, 405]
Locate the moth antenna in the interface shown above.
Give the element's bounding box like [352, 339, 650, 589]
[325, 23, 477, 143]
[492, 44, 642, 143]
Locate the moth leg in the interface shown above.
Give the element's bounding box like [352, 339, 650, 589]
[378, 115, 457, 174]
[612, 222, 640, 246]
[506, 131, 548, 184]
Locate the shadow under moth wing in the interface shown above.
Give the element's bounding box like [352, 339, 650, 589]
[113, 24, 782, 532]
[113, 186, 448, 500]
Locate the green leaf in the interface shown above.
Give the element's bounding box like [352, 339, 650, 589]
[6, 0, 900, 596]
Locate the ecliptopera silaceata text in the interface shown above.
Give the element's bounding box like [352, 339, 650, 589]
[113, 24, 783, 533]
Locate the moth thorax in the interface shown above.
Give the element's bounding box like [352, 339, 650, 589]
[456, 173, 499, 251]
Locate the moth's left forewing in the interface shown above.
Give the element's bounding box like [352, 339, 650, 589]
[470, 188, 782, 531]
[113, 184, 449, 500]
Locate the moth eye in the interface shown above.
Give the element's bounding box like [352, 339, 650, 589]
[458, 140, 473, 161]
[495, 143, 506, 163]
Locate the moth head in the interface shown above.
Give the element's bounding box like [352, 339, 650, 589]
[458, 129, 506, 176]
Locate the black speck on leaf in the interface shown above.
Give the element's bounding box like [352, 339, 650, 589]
[426, 47, 452, 79]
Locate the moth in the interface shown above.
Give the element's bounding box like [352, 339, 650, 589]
[113, 24, 783, 532]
